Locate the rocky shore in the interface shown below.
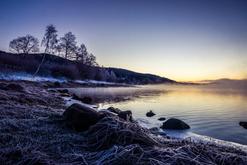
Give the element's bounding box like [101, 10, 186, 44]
[0, 80, 247, 164]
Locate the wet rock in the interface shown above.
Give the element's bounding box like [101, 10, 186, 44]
[5, 83, 24, 92]
[239, 121, 247, 129]
[107, 107, 121, 114]
[107, 107, 133, 122]
[63, 103, 102, 131]
[58, 89, 70, 97]
[118, 110, 133, 122]
[158, 117, 166, 121]
[146, 110, 156, 117]
[58, 89, 69, 94]
[72, 94, 93, 104]
[161, 118, 190, 130]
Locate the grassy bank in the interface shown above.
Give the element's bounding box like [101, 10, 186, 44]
[0, 80, 246, 164]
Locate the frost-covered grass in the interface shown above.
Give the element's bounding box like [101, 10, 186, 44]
[0, 80, 247, 164]
[0, 72, 67, 82]
[0, 72, 124, 86]
[1, 110, 247, 164]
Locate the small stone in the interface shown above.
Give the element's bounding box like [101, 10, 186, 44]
[158, 117, 166, 121]
[239, 121, 247, 129]
[146, 110, 156, 117]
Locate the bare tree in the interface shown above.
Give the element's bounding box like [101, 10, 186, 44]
[59, 32, 77, 59]
[9, 35, 39, 54]
[42, 24, 58, 53]
[85, 53, 98, 66]
[55, 45, 62, 56]
[75, 44, 88, 62]
[34, 25, 58, 77]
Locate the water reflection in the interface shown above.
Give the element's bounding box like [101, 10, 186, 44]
[70, 84, 247, 145]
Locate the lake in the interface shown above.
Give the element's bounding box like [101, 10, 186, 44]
[69, 84, 247, 145]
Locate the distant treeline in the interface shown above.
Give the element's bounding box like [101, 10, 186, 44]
[0, 51, 175, 84]
[2, 24, 175, 84]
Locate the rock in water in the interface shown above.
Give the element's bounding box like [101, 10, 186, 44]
[107, 107, 133, 122]
[63, 103, 102, 131]
[161, 118, 190, 130]
[5, 83, 24, 92]
[239, 121, 247, 129]
[158, 117, 166, 121]
[146, 110, 156, 117]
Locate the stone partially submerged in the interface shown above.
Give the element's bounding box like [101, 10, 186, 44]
[146, 110, 156, 117]
[239, 121, 247, 129]
[63, 103, 102, 131]
[161, 118, 190, 130]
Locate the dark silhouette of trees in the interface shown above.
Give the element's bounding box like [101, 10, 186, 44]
[59, 32, 77, 59]
[75, 44, 88, 62]
[42, 24, 58, 54]
[75, 44, 98, 66]
[85, 53, 98, 66]
[9, 35, 39, 54]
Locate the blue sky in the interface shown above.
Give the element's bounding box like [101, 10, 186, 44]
[0, 0, 247, 81]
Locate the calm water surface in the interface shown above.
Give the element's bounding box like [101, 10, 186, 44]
[70, 84, 247, 145]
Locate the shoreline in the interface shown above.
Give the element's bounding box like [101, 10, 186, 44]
[0, 79, 247, 164]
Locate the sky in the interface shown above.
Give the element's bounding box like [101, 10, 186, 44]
[0, 0, 247, 81]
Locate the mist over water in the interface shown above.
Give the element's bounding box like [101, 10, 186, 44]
[71, 82, 247, 145]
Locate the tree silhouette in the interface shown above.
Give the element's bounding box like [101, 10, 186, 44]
[9, 35, 39, 54]
[75, 44, 88, 62]
[42, 24, 58, 53]
[34, 25, 58, 77]
[85, 53, 98, 66]
[59, 32, 77, 59]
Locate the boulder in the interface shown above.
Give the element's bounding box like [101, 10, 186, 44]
[63, 103, 102, 131]
[239, 121, 247, 129]
[118, 110, 133, 122]
[158, 117, 166, 121]
[161, 118, 190, 130]
[5, 83, 24, 92]
[146, 110, 156, 117]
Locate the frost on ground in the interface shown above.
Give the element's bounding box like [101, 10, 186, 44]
[0, 72, 123, 86]
[0, 80, 247, 165]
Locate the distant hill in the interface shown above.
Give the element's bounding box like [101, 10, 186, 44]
[107, 68, 175, 84]
[0, 50, 175, 84]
